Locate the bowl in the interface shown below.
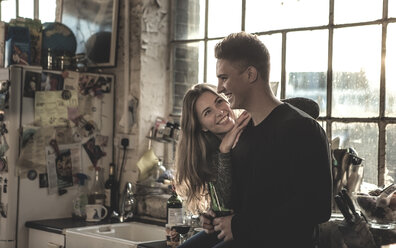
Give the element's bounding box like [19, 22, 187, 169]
[353, 192, 396, 229]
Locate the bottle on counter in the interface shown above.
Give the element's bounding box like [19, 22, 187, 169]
[88, 167, 106, 205]
[104, 163, 117, 216]
[167, 184, 184, 226]
[72, 173, 88, 219]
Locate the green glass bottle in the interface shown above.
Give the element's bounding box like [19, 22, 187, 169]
[104, 163, 117, 216]
[167, 185, 183, 226]
[208, 182, 232, 217]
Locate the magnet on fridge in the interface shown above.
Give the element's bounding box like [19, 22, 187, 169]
[0, 157, 7, 172]
[39, 173, 49, 188]
[27, 169, 37, 180]
[61, 89, 71, 100]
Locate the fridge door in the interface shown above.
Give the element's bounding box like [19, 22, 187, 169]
[0, 67, 17, 248]
[7, 66, 115, 248]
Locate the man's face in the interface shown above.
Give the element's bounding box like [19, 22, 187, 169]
[195, 91, 235, 135]
[216, 59, 249, 109]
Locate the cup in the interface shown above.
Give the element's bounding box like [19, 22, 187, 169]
[85, 204, 108, 222]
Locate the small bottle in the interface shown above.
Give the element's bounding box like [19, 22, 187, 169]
[172, 123, 180, 141]
[88, 167, 106, 205]
[167, 184, 183, 226]
[45, 48, 53, 70]
[105, 163, 117, 216]
[163, 121, 174, 140]
[153, 159, 166, 182]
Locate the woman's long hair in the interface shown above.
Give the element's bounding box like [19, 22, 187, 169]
[174, 83, 225, 214]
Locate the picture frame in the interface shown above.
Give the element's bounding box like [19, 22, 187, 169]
[60, 0, 119, 68]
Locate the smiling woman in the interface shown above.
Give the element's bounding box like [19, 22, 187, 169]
[174, 83, 250, 215]
[174, 83, 251, 248]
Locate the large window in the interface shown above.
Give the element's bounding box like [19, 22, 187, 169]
[1, 0, 56, 23]
[171, 0, 396, 186]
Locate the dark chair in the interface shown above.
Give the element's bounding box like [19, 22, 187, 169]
[281, 97, 320, 119]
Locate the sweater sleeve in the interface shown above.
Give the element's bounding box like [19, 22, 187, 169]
[212, 152, 233, 209]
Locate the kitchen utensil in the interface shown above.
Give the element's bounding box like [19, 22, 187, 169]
[335, 195, 353, 224]
[340, 188, 360, 220]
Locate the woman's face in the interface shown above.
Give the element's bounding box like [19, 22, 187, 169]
[195, 91, 235, 136]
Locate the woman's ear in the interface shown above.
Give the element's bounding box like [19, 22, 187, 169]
[247, 66, 258, 83]
[202, 128, 208, 132]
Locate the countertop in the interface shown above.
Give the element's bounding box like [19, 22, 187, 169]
[25, 215, 166, 234]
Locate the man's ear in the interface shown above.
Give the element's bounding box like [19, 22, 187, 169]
[246, 66, 258, 83]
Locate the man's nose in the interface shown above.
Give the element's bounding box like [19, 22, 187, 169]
[216, 109, 224, 116]
[217, 80, 224, 93]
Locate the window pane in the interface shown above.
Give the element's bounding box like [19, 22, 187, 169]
[332, 25, 381, 117]
[386, 23, 396, 116]
[390, 0, 396, 18]
[173, 0, 205, 40]
[334, 0, 382, 24]
[39, 0, 56, 23]
[332, 122, 378, 185]
[172, 42, 204, 114]
[386, 125, 396, 185]
[285, 30, 328, 116]
[245, 0, 328, 33]
[1, 0, 16, 22]
[208, 0, 241, 38]
[19, 0, 34, 19]
[258, 34, 282, 98]
[207, 39, 221, 85]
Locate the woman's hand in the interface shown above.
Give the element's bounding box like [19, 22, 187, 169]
[200, 210, 216, 234]
[219, 111, 251, 153]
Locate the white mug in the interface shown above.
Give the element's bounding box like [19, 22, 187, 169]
[85, 204, 108, 222]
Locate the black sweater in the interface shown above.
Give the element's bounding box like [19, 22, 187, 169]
[230, 103, 332, 247]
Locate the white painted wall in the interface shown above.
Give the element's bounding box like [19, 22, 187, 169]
[104, 0, 171, 189]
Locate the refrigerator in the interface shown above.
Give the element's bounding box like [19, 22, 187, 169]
[0, 65, 115, 248]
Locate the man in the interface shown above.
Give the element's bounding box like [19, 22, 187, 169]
[201, 32, 333, 247]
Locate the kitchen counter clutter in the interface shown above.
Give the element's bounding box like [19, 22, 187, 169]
[319, 214, 396, 248]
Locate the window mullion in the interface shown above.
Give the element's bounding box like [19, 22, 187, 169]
[378, 0, 388, 186]
[34, 0, 39, 19]
[380, 0, 388, 118]
[203, 0, 209, 83]
[326, 0, 334, 141]
[280, 32, 286, 100]
[241, 0, 245, 31]
[15, 0, 19, 17]
[378, 122, 386, 186]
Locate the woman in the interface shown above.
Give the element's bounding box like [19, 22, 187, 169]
[174, 83, 250, 248]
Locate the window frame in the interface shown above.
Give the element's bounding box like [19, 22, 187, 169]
[0, 0, 57, 22]
[170, 0, 396, 186]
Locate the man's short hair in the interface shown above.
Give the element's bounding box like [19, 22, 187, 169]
[215, 31, 271, 82]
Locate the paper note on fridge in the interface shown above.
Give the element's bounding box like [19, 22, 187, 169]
[35, 90, 78, 127]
